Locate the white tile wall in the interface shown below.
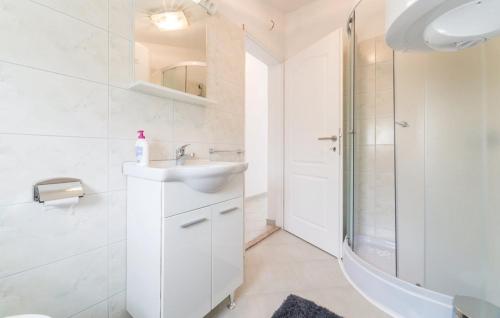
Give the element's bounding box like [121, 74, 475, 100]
[172, 101, 244, 145]
[31, 0, 109, 29]
[355, 90, 376, 120]
[109, 0, 133, 40]
[375, 89, 394, 117]
[375, 37, 393, 64]
[107, 191, 126, 243]
[0, 0, 108, 83]
[107, 241, 126, 296]
[109, 35, 133, 88]
[0, 194, 107, 278]
[71, 302, 108, 318]
[0, 248, 108, 318]
[375, 62, 394, 91]
[173, 102, 212, 143]
[109, 87, 174, 141]
[0, 1, 245, 317]
[107, 292, 128, 318]
[0, 62, 108, 137]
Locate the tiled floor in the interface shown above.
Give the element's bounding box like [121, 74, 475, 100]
[208, 230, 390, 318]
[245, 194, 275, 244]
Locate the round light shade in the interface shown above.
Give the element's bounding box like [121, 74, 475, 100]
[151, 11, 189, 31]
[386, 0, 500, 51]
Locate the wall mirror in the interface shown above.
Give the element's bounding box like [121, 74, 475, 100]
[134, 0, 213, 97]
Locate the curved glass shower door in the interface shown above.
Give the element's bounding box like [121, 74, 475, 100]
[346, 0, 500, 309]
[350, 0, 396, 276]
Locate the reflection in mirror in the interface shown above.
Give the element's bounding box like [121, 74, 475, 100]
[134, 0, 209, 97]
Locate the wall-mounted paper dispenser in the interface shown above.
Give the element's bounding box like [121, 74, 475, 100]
[34, 178, 84, 204]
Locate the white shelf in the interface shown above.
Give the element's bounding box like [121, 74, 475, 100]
[129, 81, 216, 106]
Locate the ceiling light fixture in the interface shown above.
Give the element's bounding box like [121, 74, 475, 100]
[192, 0, 217, 15]
[151, 11, 189, 31]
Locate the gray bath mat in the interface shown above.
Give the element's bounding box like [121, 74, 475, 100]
[272, 295, 343, 318]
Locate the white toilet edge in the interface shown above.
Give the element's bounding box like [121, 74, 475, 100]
[4, 315, 52, 318]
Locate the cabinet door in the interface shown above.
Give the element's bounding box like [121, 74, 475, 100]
[163, 207, 211, 318]
[211, 198, 244, 307]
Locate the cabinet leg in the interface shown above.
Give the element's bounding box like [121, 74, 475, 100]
[227, 292, 236, 310]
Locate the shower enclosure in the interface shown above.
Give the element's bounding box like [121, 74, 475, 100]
[344, 0, 500, 316]
[162, 61, 207, 97]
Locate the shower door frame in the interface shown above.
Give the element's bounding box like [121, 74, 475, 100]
[345, 1, 399, 277]
[346, 11, 356, 249]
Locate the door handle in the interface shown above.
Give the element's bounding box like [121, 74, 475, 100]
[181, 217, 208, 228]
[318, 135, 338, 142]
[220, 207, 238, 215]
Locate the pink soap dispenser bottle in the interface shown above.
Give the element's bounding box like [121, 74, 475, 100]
[135, 130, 149, 166]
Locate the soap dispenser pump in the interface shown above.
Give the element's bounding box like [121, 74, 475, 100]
[135, 130, 149, 166]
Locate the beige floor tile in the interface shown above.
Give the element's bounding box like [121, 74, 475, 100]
[245, 195, 272, 244]
[209, 230, 390, 318]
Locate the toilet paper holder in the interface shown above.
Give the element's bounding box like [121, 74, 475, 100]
[34, 178, 85, 203]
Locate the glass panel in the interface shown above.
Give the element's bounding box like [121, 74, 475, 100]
[186, 65, 207, 97]
[395, 31, 500, 306]
[394, 51, 427, 286]
[484, 38, 500, 307]
[424, 46, 485, 297]
[350, 0, 500, 306]
[163, 66, 187, 92]
[352, 0, 396, 275]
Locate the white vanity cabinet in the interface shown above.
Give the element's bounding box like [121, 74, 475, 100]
[163, 198, 243, 318]
[211, 199, 244, 306]
[124, 161, 246, 318]
[163, 207, 212, 318]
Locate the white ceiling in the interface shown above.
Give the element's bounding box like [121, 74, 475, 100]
[263, 0, 317, 13]
[133, 0, 319, 50]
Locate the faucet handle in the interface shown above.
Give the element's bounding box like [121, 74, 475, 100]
[176, 144, 191, 155]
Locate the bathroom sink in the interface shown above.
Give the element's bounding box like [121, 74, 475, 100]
[123, 160, 248, 193]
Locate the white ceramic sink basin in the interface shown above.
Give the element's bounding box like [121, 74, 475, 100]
[123, 160, 248, 193]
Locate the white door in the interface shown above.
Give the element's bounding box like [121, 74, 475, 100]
[284, 29, 343, 256]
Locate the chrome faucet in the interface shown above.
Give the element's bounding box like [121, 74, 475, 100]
[176, 144, 192, 164]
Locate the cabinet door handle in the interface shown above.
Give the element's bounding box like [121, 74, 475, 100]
[396, 121, 409, 128]
[318, 135, 338, 142]
[181, 217, 208, 228]
[220, 207, 238, 215]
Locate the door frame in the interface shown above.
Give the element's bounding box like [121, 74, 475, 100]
[282, 29, 344, 255]
[245, 30, 344, 255]
[245, 35, 285, 228]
